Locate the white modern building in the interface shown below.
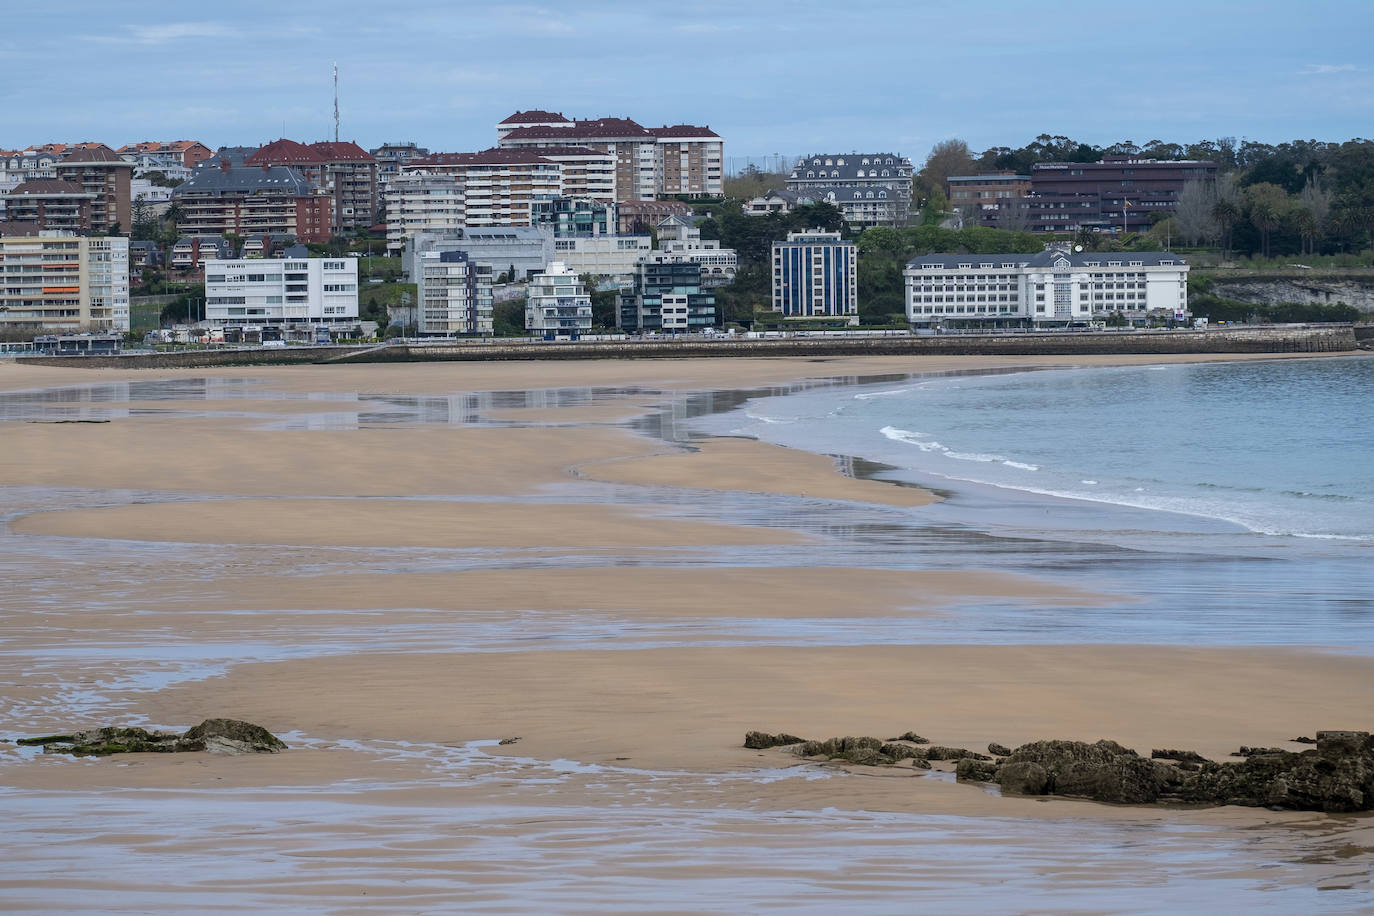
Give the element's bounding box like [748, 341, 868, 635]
[416, 250, 493, 335]
[0, 233, 129, 333]
[771, 229, 858, 322]
[655, 215, 737, 287]
[203, 252, 358, 327]
[551, 235, 651, 279]
[903, 250, 1190, 327]
[525, 261, 592, 336]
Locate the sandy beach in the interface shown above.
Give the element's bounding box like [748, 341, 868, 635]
[1, 351, 1369, 911]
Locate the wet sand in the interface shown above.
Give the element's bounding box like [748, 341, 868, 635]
[0, 353, 1370, 911]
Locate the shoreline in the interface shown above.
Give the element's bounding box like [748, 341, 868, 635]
[0, 351, 1370, 905]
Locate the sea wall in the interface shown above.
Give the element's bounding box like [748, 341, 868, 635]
[18, 325, 1359, 370]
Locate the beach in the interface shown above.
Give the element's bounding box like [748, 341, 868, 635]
[1, 352, 1370, 912]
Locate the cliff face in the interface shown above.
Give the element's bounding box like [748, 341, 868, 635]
[1209, 276, 1374, 310]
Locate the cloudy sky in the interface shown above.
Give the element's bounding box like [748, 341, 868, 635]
[4, 0, 1370, 168]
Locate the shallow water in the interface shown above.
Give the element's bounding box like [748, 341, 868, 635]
[2, 367, 1371, 911]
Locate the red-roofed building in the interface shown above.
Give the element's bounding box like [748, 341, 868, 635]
[56, 144, 133, 233]
[495, 110, 573, 141]
[400, 148, 561, 229]
[247, 139, 378, 234]
[496, 112, 723, 200]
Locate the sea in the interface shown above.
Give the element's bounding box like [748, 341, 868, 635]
[690, 354, 1374, 648]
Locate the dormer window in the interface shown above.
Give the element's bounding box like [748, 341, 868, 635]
[881, 169, 890, 176]
[1054, 257, 1070, 270]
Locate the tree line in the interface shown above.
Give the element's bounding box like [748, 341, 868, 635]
[917, 135, 1374, 257]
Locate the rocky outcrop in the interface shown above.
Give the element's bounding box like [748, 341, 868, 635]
[19, 719, 286, 757]
[744, 730, 806, 750]
[745, 727, 1374, 812]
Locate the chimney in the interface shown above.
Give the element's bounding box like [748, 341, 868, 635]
[220, 159, 231, 173]
[262, 162, 270, 173]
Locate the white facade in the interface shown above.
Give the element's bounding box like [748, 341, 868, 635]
[903, 251, 1190, 326]
[0, 234, 129, 333]
[655, 216, 737, 286]
[385, 172, 465, 254]
[525, 261, 592, 335]
[416, 250, 493, 335]
[204, 256, 358, 326]
[551, 235, 651, 279]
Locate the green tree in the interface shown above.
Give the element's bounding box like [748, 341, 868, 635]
[1244, 182, 1290, 258]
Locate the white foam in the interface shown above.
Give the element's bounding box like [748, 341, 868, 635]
[1003, 461, 1039, 471]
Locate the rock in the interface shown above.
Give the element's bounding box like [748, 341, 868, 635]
[925, 746, 991, 762]
[998, 761, 1050, 795]
[887, 731, 930, 744]
[744, 731, 806, 750]
[988, 743, 1012, 757]
[498, 737, 521, 745]
[880, 742, 927, 761]
[1152, 748, 1207, 763]
[19, 719, 286, 757]
[836, 747, 892, 766]
[181, 719, 287, 755]
[994, 739, 1182, 805]
[1233, 746, 1289, 757]
[1179, 730, 1374, 813]
[1317, 730, 1370, 755]
[1291, 736, 1317, 745]
[956, 758, 1000, 782]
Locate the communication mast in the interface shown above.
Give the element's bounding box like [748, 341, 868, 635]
[333, 62, 340, 142]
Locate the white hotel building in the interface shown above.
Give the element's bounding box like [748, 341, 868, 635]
[903, 250, 1189, 328]
[204, 254, 358, 327]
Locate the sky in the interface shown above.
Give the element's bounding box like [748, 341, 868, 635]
[3, 0, 1371, 169]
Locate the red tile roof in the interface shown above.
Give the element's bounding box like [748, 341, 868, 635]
[246, 139, 326, 166]
[503, 117, 651, 141]
[9, 179, 89, 195]
[309, 140, 375, 162]
[59, 144, 129, 165]
[650, 125, 721, 139]
[411, 148, 560, 167]
[498, 109, 571, 125]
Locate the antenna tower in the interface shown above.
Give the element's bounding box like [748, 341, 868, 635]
[333, 63, 340, 142]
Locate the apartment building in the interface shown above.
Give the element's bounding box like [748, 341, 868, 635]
[415, 249, 494, 335]
[369, 142, 430, 186]
[650, 125, 724, 197]
[771, 229, 858, 322]
[531, 197, 617, 237]
[402, 228, 553, 285]
[786, 154, 914, 226]
[246, 139, 380, 233]
[203, 250, 358, 327]
[2, 180, 94, 233]
[550, 234, 651, 279]
[170, 236, 232, 273]
[1018, 158, 1218, 233]
[402, 149, 561, 228]
[119, 140, 213, 171]
[0, 233, 129, 332]
[655, 214, 737, 286]
[55, 145, 133, 234]
[0, 149, 60, 196]
[617, 199, 692, 234]
[525, 261, 592, 335]
[497, 113, 725, 200]
[618, 255, 715, 333]
[384, 171, 465, 255]
[947, 171, 1031, 222]
[903, 249, 1190, 327]
[172, 163, 332, 243]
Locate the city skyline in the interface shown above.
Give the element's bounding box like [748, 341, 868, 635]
[3, 0, 1371, 161]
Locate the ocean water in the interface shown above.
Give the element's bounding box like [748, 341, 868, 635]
[687, 356, 1374, 648]
[698, 356, 1374, 550]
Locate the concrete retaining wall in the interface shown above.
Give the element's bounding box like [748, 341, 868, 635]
[21, 326, 1359, 370]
